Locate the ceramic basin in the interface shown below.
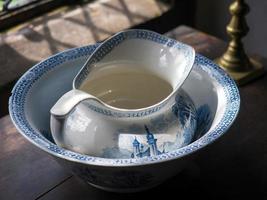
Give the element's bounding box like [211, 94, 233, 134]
[9, 43, 240, 193]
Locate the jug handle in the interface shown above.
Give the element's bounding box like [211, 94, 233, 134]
[50, 89, 95, 117]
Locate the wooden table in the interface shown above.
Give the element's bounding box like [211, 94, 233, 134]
[0, 26, 266, 199]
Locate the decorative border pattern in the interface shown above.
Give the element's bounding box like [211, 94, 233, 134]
[9, 43, 240, 167]
[85, 101, 167, 118]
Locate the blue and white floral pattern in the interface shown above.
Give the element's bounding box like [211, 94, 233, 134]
[9, 43, 240, 166]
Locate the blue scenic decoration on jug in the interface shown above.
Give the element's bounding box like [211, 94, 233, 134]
[193, 104, 212, 141]
[172, 93, 197, 145]
[101, 92, 200, 159]
[172, 94, 195, 126]
[131, 126, 164, 158]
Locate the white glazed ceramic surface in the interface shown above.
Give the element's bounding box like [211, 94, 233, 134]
[74, 29, 195, 93]
[9, 43, 240, 192]
[50, 30, 196, 158]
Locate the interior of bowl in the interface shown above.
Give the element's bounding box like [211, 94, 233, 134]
[9, 44, 240, 166]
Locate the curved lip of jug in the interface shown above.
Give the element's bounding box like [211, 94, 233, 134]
[72, 29, 195, 115]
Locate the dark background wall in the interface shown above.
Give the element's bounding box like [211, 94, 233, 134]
[195, 0, 267, 58]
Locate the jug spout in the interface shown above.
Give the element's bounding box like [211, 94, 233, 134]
[50, 89, 94, 117]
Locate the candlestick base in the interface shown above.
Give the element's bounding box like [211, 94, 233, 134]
[215, 57, 265, 86]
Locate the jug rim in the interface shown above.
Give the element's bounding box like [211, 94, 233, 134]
[72, 29, 195, 115]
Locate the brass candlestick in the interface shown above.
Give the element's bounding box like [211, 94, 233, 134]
[216, 0, 264, 85]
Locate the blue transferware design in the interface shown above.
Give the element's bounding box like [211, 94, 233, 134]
[172, 92, 197, 145]
[8, 41, 240, 192]
[9, 43, 240, 166]
[49, 29, 196, 158]
[86, 101, 166, 118]
[131, 126, 164, 158]
[101, 91, 197, 159]
[71, 104, 211, 188]
[101, 125, 165, 159]
[194, 105, 212, 141]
